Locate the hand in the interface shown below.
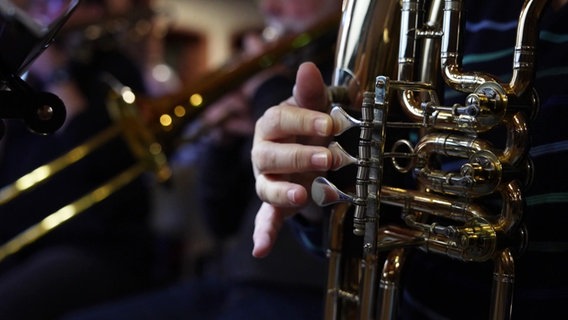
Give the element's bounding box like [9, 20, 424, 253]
[251, 62, 334, 258]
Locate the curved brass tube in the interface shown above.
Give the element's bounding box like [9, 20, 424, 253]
[440, 0, 547, 96]
[396, 0, 546, 135]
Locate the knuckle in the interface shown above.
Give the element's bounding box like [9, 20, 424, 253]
[292, 149, 306, 171]
[255, 178, 268, 202]
[251, 144, 277, 173]
[261, 107, 283, 133]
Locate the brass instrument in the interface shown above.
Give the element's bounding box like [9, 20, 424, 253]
[311, 0, 545, 319]
[0, 14, 340, 262]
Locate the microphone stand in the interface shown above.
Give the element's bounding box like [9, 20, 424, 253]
[0, 0, 80, 138]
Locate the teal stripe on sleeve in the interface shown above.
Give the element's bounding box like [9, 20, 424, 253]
[526, 193, 568, 207]
[540, 30, 568, 44]
[466, 20, 518, 32]
[462, 48, 513, 65]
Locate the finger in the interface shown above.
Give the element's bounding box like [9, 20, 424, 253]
[255, 173, 309, 207]
[252, 202, 288, 258]
[251, 140, 332, 176]
[254, 105, 333, 142]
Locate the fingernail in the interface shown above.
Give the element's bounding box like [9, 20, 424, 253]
[287, 189, 299, 204]
[311, 152, 329, 168]
[314, 118, 330, 136]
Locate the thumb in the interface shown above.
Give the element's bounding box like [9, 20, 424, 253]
[293, 62, 329, 112]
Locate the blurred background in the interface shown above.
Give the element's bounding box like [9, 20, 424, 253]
[0, 0, 333, 318]
[155, 0, 262, 66]
[0, 0, 293, 272]
[152, 0, 264, 86]
[140, 0, 265, 276]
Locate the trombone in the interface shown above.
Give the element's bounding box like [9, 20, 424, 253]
[0, 13, 340, 262]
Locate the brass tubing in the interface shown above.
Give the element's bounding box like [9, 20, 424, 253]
[325, 203, 351, 320]
[396, 0, 442, 124]
[332, 0, 401, 108]
[381, 184, 522, 234]
[441, 0, 549, 96]
[0, 162, 147, 262]
[397, 0, 421, 83]
[490, 249, 516, 320]
[378, 248, 406, 320]
[500, 112, 529, 166]
[0, 124, 122, 205]
[398, 0, 546, 133]
[494, 181, 524, 234]
[440, 0, 499, 92]
[381, 186, 486, 222]
[314, 0, 543, 317]
[508, 0, 549, 96]
[359, 251, 379, 320]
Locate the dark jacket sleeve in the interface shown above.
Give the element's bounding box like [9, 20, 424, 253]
[196, 72, 295, 240]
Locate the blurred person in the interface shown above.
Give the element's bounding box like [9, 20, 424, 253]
[251, 0, 568, 319]
[61, 0, 342, 319]
[66, 0, 183, 97]
[0, 0, 166, 319]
